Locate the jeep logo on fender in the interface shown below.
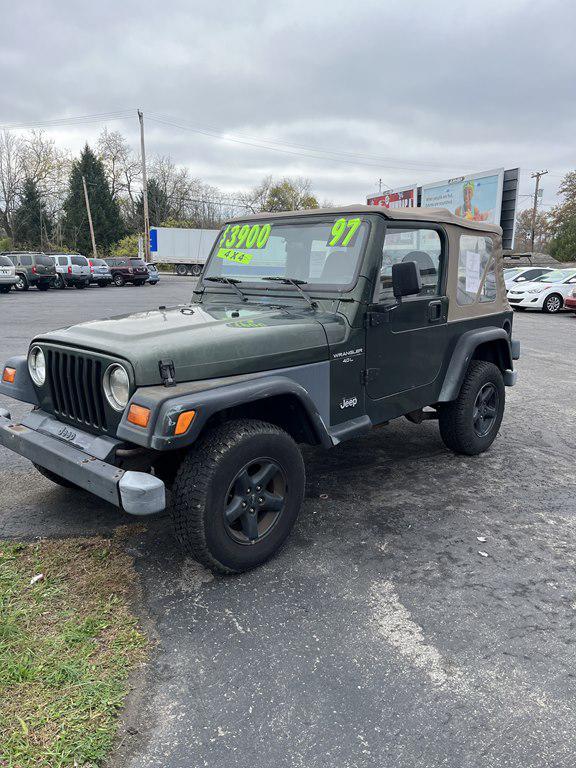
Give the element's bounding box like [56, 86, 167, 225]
[57, 426, 77, 442]
[340, 396, 358, 410]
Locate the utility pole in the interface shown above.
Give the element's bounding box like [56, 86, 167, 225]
[82, 175, 98, 260]
[138, 110, 151, 262]
[530, 170, 548, 253]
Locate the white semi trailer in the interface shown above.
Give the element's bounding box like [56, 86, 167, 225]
[150, 226, 220, 276]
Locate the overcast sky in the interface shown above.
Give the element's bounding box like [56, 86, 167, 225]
[1, 0, 575, 212]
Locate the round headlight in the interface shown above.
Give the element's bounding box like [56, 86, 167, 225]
[103, 364, 130, 411]
[28, 346, 46, 386]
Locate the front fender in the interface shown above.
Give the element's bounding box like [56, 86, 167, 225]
[438, 327, 513, 402]
[116, 363, 332, 450]
[0, 355, 39, 406]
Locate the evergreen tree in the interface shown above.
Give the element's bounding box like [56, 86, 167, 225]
[13, 178, 52, 249]
[63, 144, 124, 254]
[549, 217, 576, 263]
[136, 178, 172, 226]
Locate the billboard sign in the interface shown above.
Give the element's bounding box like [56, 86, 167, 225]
[367, 185, 418, 209]
[420, 169, 504, 225]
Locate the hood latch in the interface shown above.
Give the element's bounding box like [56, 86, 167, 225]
[159, 359, 176, 387]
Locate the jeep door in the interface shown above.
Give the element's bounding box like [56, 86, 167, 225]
[365, 224, 448, 403]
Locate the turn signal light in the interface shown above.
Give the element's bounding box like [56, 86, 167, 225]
[2, 367, 16, 384]
[175, 410, 196, 435]
[127, 404, 151, 427]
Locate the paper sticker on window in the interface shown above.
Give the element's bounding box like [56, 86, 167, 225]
[217, 248, 253, 265]
[465, 250, 481, 293]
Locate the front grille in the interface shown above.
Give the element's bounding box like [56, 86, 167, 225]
[46, 349, 108, 431]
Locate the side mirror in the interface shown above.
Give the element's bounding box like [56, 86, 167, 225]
[392, 261, 421, 299]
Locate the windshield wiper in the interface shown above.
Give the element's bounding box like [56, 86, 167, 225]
[204, 276, 248, 302]
[261, 277, 318, 309]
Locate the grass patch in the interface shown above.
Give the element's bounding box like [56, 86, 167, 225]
[0, 533, 148, 768]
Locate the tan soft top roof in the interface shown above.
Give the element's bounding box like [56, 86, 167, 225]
[230, 204, 502, 235]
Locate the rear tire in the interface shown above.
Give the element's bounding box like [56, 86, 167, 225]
[54, 274, 66, 289]
[33, 464, 77, 489]
[176, 263, 188, 276]
[439, 361, 505, 456]
[170, 419, 305, 574]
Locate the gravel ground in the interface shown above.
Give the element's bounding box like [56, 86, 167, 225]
[1, 281, 575, 768]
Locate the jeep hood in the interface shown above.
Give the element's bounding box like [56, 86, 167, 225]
[36, 301, 345, 385]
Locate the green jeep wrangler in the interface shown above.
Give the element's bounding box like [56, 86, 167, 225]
[0, 206, 520, 574]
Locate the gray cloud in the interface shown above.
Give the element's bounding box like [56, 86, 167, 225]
[1, 0, 574, 207]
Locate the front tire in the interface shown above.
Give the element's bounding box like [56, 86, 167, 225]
[113, 274, 125, 287]
[439, 361, 505, 456]
[543, 293, 563, 313]
[170, 419, 305, 574]
[14, 274, 28, 291]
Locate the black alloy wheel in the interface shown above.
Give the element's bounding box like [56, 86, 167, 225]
[472, 382, 500, 437]
[223, 459, 286, 544]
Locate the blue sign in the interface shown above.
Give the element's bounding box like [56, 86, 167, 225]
[150, 228, 158, 252]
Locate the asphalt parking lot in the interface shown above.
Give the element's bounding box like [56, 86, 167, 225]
[1, 281, 575, 768]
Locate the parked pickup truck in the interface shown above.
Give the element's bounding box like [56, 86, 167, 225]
[0, 206, 520, 574]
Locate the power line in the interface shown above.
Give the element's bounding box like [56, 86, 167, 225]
[0, 110, 136, 131]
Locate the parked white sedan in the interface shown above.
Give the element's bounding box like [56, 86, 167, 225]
[503, 266, 553, 290]
[507, 269, 576, 313]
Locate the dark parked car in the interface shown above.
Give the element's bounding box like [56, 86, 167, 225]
[105, 257, 149, 286]
[2, 251, 56, 291]
[89, 258, 113, 287]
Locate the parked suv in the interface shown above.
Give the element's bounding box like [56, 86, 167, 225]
[50, 253, 91, 289]
[2, 251, 56, 291]
[0, 254, 17, 294]
[89, 258, 113, 287]
[0, 206, 520, 575]
[105, 257, 149, 286]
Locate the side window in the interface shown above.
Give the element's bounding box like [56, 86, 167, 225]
[20, 254, 32, 266]
[380, 228, 442, 300]
[457, 235, 496, 305]
[456, 235, 496, 306]
[58, 256, 68, 266]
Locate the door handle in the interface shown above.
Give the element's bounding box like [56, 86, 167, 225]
[428, 300, 443, 322]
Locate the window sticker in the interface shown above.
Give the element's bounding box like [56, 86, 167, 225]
[465, 250, 481, 293]
[219, 223, 271, 250]
[327, 217, 362, 247]
[217, 248, 253, 265]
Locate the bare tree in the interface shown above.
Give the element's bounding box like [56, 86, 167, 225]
[0, 131, 26, 238]
[238, 175, 274, 213]
[97, 128, 140, 222]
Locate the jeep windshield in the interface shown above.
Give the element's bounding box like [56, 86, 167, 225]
[204, 216, 370, 289]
